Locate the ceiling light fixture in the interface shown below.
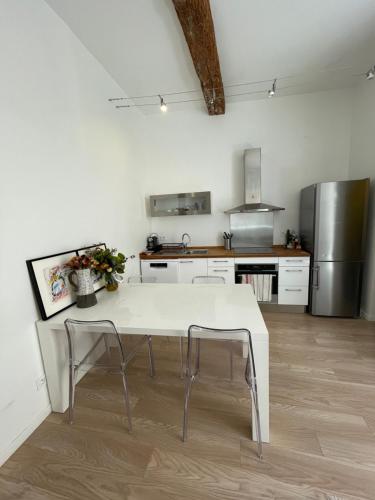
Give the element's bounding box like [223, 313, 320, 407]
[159, 95, 168, 112]
[268, 79, 277, 98]
[366, 66, 375, 80]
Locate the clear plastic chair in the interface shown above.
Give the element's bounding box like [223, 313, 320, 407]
[127, 275, 156, 283]
[179, 275, 231, 379]
[64, 318, 155, 431]
[182, 324, 263, 459]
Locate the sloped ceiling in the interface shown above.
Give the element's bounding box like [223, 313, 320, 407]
[45, 0, 375, 110]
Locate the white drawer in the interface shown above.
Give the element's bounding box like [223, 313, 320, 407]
[208, 258, 234, 267]
[279, 267, 309, 286]
[207, 267, 235, 284]
[278, 286, 309, 305]
[279, 257, 310, 267]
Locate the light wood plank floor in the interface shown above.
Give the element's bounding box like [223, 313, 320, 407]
[1, 313, 375, 499]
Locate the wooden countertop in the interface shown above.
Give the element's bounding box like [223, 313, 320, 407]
[140, 245, 310, 260]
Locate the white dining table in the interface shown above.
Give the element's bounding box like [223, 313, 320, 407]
[36, 283, 269, 442]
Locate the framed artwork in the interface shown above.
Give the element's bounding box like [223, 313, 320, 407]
[27, 250, 78, 320]
[77, 243, 106, 292]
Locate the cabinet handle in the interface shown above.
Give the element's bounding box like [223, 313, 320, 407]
[285, 259, 304, 262]
[284, 288, 302, 292]
[213, 269, 229, 272]
[179, 260, 194, 264]
[285, 269, 303, 272]
[213, 260, 229, 263]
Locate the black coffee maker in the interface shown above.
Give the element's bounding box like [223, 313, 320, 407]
[146, 234, 160, 252]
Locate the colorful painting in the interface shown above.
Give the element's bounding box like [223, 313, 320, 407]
[27, 250, 77, 320]
[44, 265, 70, 303]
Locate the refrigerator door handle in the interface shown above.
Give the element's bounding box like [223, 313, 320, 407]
[312, 265, 320, 289]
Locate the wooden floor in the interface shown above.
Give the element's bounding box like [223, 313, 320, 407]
[1, 313, 375, 499]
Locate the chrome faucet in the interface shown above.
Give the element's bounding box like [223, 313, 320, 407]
[181, 233, 191, 250]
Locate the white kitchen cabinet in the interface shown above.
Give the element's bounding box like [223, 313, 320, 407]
[178, 259, 208, 283]
[207, 266, 235, 284]
[278, 267, 309, 286]
[141, 255, 310, 306]
[207, 258, 234, 267]
[141, 260, 179, 283]
[279, 257, 310, 267]
[207, 257, 235, 284]
[278, 286, 309, 305]
[278, 256, 310, 305]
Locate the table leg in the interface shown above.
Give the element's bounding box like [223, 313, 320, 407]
[251, 336, 269, 443]
[37, 323, 70, 412]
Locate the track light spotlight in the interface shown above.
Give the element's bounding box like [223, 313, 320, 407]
[366, 66, 375, 80]
[159, 95, 168, 112]
[268, 79, 277, 97]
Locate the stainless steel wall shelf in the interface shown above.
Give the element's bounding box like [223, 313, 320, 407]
[150, 191, 211, 217]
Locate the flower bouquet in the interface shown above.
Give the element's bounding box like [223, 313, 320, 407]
[90, 247, 127, 291]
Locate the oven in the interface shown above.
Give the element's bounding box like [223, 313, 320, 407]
[235, 262, 279, 303]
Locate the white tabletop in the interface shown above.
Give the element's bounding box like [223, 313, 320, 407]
[39, 283, 268, 339]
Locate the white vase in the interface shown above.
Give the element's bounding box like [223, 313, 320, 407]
[68, 268, 97, 308]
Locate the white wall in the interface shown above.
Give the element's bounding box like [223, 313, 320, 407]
[141, 89, 353, 246]
[349, 80, 375, 320]
[0, 0, 147, 465]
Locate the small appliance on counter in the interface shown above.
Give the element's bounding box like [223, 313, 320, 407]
[146, 233, 161, 252]
[285, 229, 302, 249]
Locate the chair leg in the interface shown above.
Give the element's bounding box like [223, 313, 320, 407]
[196, 338, 201, 376]
[68, 363, 75, 424]
[179, 337, 184, 379]
[182, 334, 196, 441]
[245, 355, 263, 459]
[229, 341, 234, 381]
[147, 335, 155, 378]
[103, 333, 111, 363]
[182, 376, 193, 442]
[249, 384, 263, 460]
[121, 369, 133, 433]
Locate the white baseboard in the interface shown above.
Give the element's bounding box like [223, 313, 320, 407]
[360, 309, 375, 321]
[0, 404, 51, 467]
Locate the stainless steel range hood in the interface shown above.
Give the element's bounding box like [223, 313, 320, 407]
[225, 148, 285, 214]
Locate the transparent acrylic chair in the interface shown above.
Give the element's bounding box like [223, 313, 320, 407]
[127, 275, 156, 283]
[64, 318, 155, 432]
[182, 324, 263, 459]
[179, 275, 234, 380]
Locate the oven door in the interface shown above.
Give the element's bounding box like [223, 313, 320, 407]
[235, 263, 278, 303]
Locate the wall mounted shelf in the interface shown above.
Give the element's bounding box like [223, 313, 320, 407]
[150, 191, 211, 217]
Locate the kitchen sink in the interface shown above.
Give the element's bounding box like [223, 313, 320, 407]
[184, 249, 208, 255]
[156, 249, 185, 255]
[155, 249, 208, 256]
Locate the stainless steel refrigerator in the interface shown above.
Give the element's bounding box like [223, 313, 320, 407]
[300, 179, 369, 317]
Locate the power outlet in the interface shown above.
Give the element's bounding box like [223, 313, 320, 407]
[35, 376, 46, 391]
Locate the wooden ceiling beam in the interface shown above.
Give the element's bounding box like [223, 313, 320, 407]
[172, 0, 225, 115]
